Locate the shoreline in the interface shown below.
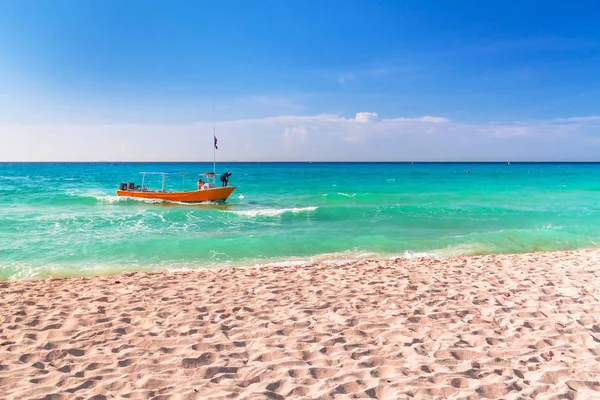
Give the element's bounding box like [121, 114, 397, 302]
[4, 246, 598, 281]
[2, 249, 600, 398]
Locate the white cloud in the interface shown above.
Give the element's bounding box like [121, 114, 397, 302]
[2, 113, 600, 161]
[354, 112, 380, 122]
[413, 116, 449, 123]
[553, 116, 600, 123]
[483, 124, 530, 138]
[282, 125, 314, 145]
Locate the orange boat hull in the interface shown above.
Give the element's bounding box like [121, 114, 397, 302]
[116, 186, 237, 203]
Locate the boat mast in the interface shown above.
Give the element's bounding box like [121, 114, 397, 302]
[212, 97, 216, 177]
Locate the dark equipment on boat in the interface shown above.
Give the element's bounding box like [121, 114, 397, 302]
[119, 182, 128, 191]
[127, 182, 135, 190]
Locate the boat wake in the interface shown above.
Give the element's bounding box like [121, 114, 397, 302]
[83, 193, 219, 206]
[90, 194, 165, 204]
[95, 195, 133, 204]
[227, 206, 318, 217]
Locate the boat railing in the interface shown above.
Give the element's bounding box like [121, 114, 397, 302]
[120, 171, 230, 193]
[139, 171, 186, 192]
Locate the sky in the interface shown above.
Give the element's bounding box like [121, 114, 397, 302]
[1, 0, 600, 161]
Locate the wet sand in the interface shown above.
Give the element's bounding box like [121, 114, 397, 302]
[2, 249, 600, 399]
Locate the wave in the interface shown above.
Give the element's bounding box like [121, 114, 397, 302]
[94, 195, 129, 203]
[239, 244, 496, 268]
[431, 243, 492, 257]
[5, 240, 599, 280]
[322, 192, 359, 198]
[71, 191, 211, 206]
[402, 251, 442, 259]
[92, 193, 228, 206]
[171, 247, 481, 272]
[0, 175, 31, 181]
[228, 206, 318, 217]
[94, 195, 167, 204]
[0, 262, 163, 281]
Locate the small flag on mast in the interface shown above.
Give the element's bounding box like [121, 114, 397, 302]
[214, 134, 218, 150]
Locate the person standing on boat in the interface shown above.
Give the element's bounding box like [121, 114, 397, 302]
[220, 172, 232, 187]
[197, 178, 204, 191]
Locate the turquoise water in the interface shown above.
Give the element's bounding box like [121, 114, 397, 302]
[1, 162, 600, 280]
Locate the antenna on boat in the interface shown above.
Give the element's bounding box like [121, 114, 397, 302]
[212, 97, 216, 176]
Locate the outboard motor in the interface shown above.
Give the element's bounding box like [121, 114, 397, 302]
[119, 182, 128, 191]
[127, 182, 135, 190]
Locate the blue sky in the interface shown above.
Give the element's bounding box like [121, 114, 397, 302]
[1, 0, 600, 160]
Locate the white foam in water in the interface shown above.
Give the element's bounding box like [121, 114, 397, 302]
[5, 243, 494, 280]
[540, 224, 564, 230]
[434, 243, 491, 257]
[252, 260, 309, 268]
[147, 211, 166, 223]
[64, 188, 177, 205]
[135, 218, 147, 229]
[239, 250, 384, 269]
[66, 188, 103, 197]
[64, 189, 121, 204]
[163, 248, 459, 275]
[402, 251, 442, 259]
[170, 200, 223, 206]
[228, 206, 318, 217]
[0, 175, 31, 181]
[322, 192, 355, 198]
[95, 195, 126, 203]
[167, 267, 197, 273]
[95, 195, 170, 204]
[234, 246, 480, 271]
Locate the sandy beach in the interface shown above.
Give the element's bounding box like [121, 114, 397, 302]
[2, 250, 600, 399]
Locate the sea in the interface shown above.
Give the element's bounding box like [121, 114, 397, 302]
[1, 162, 600, 280]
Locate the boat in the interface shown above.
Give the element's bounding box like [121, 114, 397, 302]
[117, 103, 237, 203]
[116, 171, 237, 203]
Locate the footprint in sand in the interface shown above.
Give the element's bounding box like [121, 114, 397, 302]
[309, 367, 338, 379]
[181, 352, 218, 368]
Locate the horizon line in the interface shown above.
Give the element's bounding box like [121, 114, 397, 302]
[3, 161, 600, 164]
